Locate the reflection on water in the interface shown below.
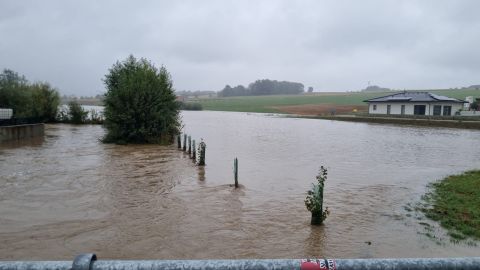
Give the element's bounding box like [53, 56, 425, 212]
[1, 112, 480, 260]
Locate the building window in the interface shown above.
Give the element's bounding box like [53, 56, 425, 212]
[433, 105, 441, 116]
[414, 105, 426, 115]
[443, 106, 452, 116]
[401, 105, 405, 115]
[387, 105, 391, 114]
[373, 104, 377, 111]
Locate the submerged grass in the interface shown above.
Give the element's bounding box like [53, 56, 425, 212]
[422, 170, 480, 241]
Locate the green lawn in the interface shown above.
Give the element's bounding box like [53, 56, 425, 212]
[422, 170, 480, 240]
[191, 89, 480, 113]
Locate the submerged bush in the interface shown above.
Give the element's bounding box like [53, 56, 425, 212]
[305, 166, 329, 224]
[103, 55, 180, 144]
[178, 101, 203, 111]
[67, 101, 88, 124]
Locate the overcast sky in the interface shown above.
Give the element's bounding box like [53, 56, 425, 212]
[1, 1, 480, 96]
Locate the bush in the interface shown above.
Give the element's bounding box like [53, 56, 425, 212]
[471, 102, 479, 111]
[178, 101, 203, 111]
[30, 82, 60, 122]
[305, 166, 329, 224]
[68, 101, 88, 124]
[103, 55, 181, 144]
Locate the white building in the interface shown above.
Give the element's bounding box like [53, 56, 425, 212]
[364, 92, 466, 116]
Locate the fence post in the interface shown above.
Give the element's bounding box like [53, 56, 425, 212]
[177, 134, 181, 149]
[234, 157, 238, 188]
[188, 136, 191, 155]
[192, 140, 196, 161]
[198, 139, 206, 166]
[183, 134, 187, 152]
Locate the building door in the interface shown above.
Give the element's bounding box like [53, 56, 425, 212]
[414, 105, 426, 115]
[433, 105, 441, 116]
[401, 105, 405, 115]
[443, 106, 452, 116]
[387, 105, 391, 115]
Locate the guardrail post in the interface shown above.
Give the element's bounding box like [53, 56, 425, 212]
[72, 253, 96, 270]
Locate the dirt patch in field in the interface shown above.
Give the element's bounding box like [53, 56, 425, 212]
[272, 104, 368, 115]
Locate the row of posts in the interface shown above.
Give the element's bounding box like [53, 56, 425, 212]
[177, 133, 206, 166]
[177, 133, 239, 188]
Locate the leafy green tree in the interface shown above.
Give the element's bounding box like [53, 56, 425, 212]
[68, 101, 88, 124]
[30, 82, 60, 122]
[103, 55, 180, 144]
[0, 69, 61, 121]
[0, 69, 31, 117]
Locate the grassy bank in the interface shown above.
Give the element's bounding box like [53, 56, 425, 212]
[193, 92, 383, 113]
[193, 89, 480, 113]
[307, 115, 480, 129]
[422, 170, 480, 240]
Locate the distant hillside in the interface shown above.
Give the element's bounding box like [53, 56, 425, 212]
[361, 85, 391, 92]
[467, 85, 480, 90]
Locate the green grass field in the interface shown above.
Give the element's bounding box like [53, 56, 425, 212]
[422, 170, 480, 240]
[191, 89, 480, 113]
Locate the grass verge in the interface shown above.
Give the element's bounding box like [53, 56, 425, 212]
[192, 89, 480, 113]
[421, 170, 480, 240]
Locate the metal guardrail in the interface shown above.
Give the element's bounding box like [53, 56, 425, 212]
[1, 254, 480, 270]
[0, 117, 44, 127]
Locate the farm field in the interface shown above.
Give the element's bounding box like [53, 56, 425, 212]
[192, 89, 480, 114]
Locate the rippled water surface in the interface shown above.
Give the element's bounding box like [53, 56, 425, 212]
[1, 111, 480, 260]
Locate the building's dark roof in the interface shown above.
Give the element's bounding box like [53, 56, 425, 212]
[364, 92, 466, 103]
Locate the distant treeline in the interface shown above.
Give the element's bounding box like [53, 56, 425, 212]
[219, 79, 304, 97]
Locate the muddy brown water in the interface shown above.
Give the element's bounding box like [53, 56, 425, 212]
[1, 111, 480, 260]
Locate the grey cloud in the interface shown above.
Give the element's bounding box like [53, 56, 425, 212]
[1, 0, 480, 95]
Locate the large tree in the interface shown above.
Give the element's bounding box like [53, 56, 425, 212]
[30, 82, 60, 122]
[0, 69, 31, 117]
[0, 69, 60, 120]
[103, 55, 181, 144]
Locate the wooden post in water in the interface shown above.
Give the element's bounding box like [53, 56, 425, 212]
[177, 134, 181, 149]
[198, 139, 206, 166]
[188, 136, 191, 155]
[192, 140, 196, 161]
[234, 157, 238, 188]
[183, 134, 187, 152]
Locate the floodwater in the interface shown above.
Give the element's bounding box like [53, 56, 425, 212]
[1, 111, 480, 260]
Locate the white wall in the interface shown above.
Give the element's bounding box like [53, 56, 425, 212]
[460, 110, 480, 116]
[368, 102, 464, 116]
[427, 102, 463, 116]
[0, 108, 13, 119]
